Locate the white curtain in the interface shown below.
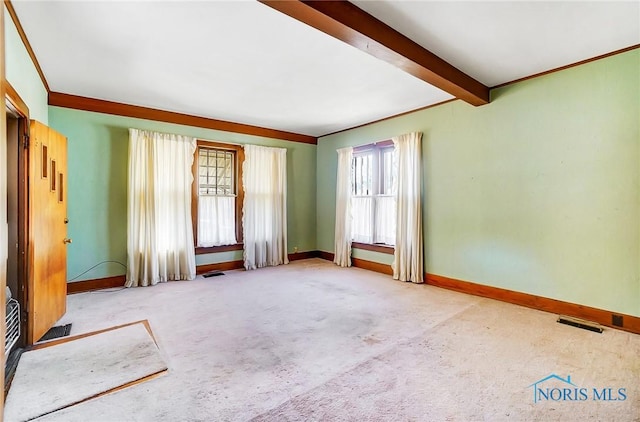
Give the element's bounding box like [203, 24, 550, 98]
[392, 132, 424, 283]
[334, 147, 353, 267]
[351, 196, 396, 245]
[126, 129, 196, 287]
[374, 196, 396, 245]
[351, 196, 372, 244]
[351, 199, 396, 245]
[198, 196, 236, 246]
[242, 144, 288, 270]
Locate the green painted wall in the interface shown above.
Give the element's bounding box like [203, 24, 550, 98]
[4, 6, 48, 123]
[317, 49, 640, 316]
[48, 107, 317, 282]
[6, 6, 638, 316]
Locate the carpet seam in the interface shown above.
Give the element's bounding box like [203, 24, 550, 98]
[29, 369, 169, 421]
[6, 323, 168, 421]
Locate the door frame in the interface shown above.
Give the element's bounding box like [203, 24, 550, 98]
[5, 82, 30, 348]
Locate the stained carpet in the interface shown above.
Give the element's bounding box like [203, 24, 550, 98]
[21, 259, 640, 421]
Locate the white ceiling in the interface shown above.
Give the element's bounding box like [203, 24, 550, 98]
[10, 1, 640, 138]
[353, 1, 640, 87]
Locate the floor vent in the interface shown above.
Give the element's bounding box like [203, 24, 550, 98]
[557, 315, 603, 333]
[5, 297, 20, 358]
[39, 323, 73, 342]
[203, 271, 225, 278]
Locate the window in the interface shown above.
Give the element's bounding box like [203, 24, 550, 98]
[351, 141, 397, 246]
[192, 141, 244, 250]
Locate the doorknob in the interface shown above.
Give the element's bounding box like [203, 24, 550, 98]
[63, 238, 72, 244]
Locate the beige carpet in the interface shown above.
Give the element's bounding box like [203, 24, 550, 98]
[26, 259, 640, 421]
[253, 299, 640, 421]
[5, 321, 167, 422]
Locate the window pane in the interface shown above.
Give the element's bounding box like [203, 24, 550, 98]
[350, 144, 396, 246]
[199, 147, 235, 197]
[195, 144, 241, 249]
[381, 148, 396, 195]
[352, 153, 373, 196]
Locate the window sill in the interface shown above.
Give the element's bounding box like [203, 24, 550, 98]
[352, 242, 394, 255]
[196, 243, 243, 255]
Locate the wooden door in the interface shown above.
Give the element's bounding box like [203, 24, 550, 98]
[27, 120, 68, 344]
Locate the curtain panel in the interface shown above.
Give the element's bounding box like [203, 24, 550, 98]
[242, 144, 288, 270]
[351, 196, 372, 245]
[374, 195, 396, 245]
[392, 132, 424, 283]
[126, 129, 197, 287]
[198, 195, 236, 247]
[351, 196, 397, 245]
[334, 147, 353, 267]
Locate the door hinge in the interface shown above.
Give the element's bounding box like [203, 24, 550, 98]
[23, 134, 30, 149]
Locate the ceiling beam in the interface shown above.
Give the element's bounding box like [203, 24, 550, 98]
[260, 0, 489, 106]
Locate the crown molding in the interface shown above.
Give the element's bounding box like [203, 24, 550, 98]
[48, 92, 317, 145]
[4, 0, 49, 92]
[491, 44, 640, 90]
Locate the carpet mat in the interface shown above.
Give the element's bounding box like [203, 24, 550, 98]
[38, 324, 72, 342]
[4, 321, 167, 422]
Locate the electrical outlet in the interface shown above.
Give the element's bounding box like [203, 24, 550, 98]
[293, 246, 298, 253]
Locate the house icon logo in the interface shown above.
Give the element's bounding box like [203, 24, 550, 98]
[527, 374, 627, 403]
[528, 374, 577, 403]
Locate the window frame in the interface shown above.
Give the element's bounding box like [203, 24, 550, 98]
[351, 140, 395, 252]
[191, 140, 245, 254]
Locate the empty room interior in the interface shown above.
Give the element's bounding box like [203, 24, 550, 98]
[1, 1, 639, 421]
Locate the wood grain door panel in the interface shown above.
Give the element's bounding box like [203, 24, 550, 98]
[28, 120, 67, 344]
